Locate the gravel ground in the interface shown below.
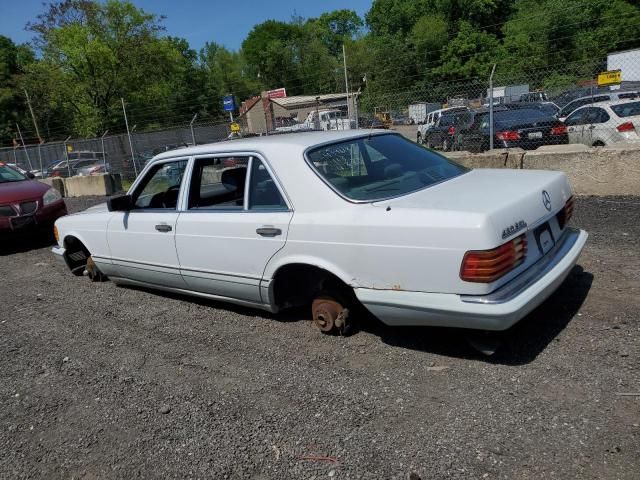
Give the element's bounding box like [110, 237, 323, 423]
[1, 196, 638, 479]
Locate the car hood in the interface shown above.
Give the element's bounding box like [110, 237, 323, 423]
[81, 202, 109, 214]
[0, 180, 50, 203]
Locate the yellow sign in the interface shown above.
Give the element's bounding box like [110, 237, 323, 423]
[597, 70, 622, 86]
[67, 145, 73, 152]
[230, 122, 240, 133]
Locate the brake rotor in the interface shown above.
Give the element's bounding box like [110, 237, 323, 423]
[85, 256, 99, 281]
[311, 297, 344, 332]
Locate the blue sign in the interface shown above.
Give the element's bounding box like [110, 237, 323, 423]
[223, 95, 235, 112]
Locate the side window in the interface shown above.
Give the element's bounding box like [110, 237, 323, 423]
[583, 107, 609, 124]
[133, 160, 188, 209]
[248, 159, 288, 210]
[188, 157, 249, 210]
[565, 109, 585, 126]
[597, 108, 610, 123]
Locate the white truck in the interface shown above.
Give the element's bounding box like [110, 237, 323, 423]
[275, 109, 352, 133]
[408, 102, 440, 124]
[607, 49, 640, 88]
[486, 84, 530, 105]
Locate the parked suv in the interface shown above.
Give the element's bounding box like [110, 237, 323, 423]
[557, 90, 640, 121]
[423, 111, 473, 151]
[564, 99, 640, 147]
[416, 106, 468, 144]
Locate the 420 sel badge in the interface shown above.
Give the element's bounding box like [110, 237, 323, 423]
[502, 219, 527, 239]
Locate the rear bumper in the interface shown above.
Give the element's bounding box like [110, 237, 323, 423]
[355, 228, 588, 331]
[501, 134, 568, 150]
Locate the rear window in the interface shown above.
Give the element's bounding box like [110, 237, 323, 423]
[611, 101, 640, 118]
[306, 134, 468, 202]
[471, 109, 549, 129]
[438, 115, 459, 126]
[495, 109, 550, 123]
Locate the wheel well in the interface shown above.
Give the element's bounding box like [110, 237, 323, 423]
[271, 264, 354, 310]
[63, 235, 90, 274]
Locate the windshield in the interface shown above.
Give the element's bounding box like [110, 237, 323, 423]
[0, 164, 27, 183]
[306, 134, 468, 201]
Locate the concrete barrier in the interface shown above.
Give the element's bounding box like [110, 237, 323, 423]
[444, 144, 640, 196]
[39, 177, 65, 197]
[63, 174, 123, 198]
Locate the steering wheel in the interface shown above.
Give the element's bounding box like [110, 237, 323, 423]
[161, 185, 181, 208]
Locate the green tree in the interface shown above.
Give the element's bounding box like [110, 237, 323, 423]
[26, 0, 187, 136]
[200, 42, 262, 118]
[0, 37, 35, 146]
[433, 21, 502, 80]
[241, 20, 302, 92]
[365, 0, 433, 36]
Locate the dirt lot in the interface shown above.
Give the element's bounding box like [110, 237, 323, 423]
[1, 196, 638, 479]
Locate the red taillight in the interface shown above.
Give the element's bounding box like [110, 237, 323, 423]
[52, 171, 60, 177]
[460, 234, 528, 283]
[551, 124, 567, 135]
[448, 126, 456, 135]
[556, 196, 574, 229]
[616, 122, 635, 132]
[496, 130, 521, 141]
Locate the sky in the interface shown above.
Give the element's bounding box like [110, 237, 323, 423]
[0, 0, 373, 51]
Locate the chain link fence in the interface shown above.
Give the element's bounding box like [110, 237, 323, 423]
[0, 120, 232, 181]
[3, 56, 639, 181]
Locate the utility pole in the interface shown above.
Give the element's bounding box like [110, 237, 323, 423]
[343, 44, 350, 123]
[37, 139, 44, 178]
[489, 64, 496, 151]
[63, 135, 72, 177]
[101, 130, 109, 172]
[15, 123, 33, 170]
[24, 89, 42, 143]
[121, 98, 138, 177]
[190, 113, 198, 146]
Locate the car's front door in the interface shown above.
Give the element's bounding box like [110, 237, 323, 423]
[175, 155, 292, 304]
[107, 158, 189, 288]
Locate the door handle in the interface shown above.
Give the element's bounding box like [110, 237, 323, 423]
[155, 224, 172, 233]
[256, 226, 282, 237]
[588, 125, 596, 129]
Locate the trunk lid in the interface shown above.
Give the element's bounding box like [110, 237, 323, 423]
[373, 168, 573, 291]
[377, 169, 570, 241]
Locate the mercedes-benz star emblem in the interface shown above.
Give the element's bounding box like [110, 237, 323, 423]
[542, 190, 552, 211]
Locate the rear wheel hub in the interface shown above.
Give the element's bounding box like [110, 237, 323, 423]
[312, 297, 344, 333]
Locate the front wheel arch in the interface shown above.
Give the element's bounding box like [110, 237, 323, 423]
[62, 235, 90, 275]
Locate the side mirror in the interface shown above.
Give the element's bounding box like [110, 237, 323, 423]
[26, 171, 36, 179]
[107, 194, 133, 212]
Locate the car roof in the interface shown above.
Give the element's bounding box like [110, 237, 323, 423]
[570, 98, 640, 113]
[152, 130, 393, 162]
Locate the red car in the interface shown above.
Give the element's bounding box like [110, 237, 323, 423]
[0, 162, 67, 235]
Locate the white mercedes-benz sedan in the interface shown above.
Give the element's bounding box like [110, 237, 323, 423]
[52, 130, 587, 335]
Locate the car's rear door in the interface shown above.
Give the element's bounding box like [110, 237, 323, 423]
[584, 107, 611, 145]
[564, 109, 587, 145]
[175, 155, 292, 304]
[107, 158, 189, 288]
